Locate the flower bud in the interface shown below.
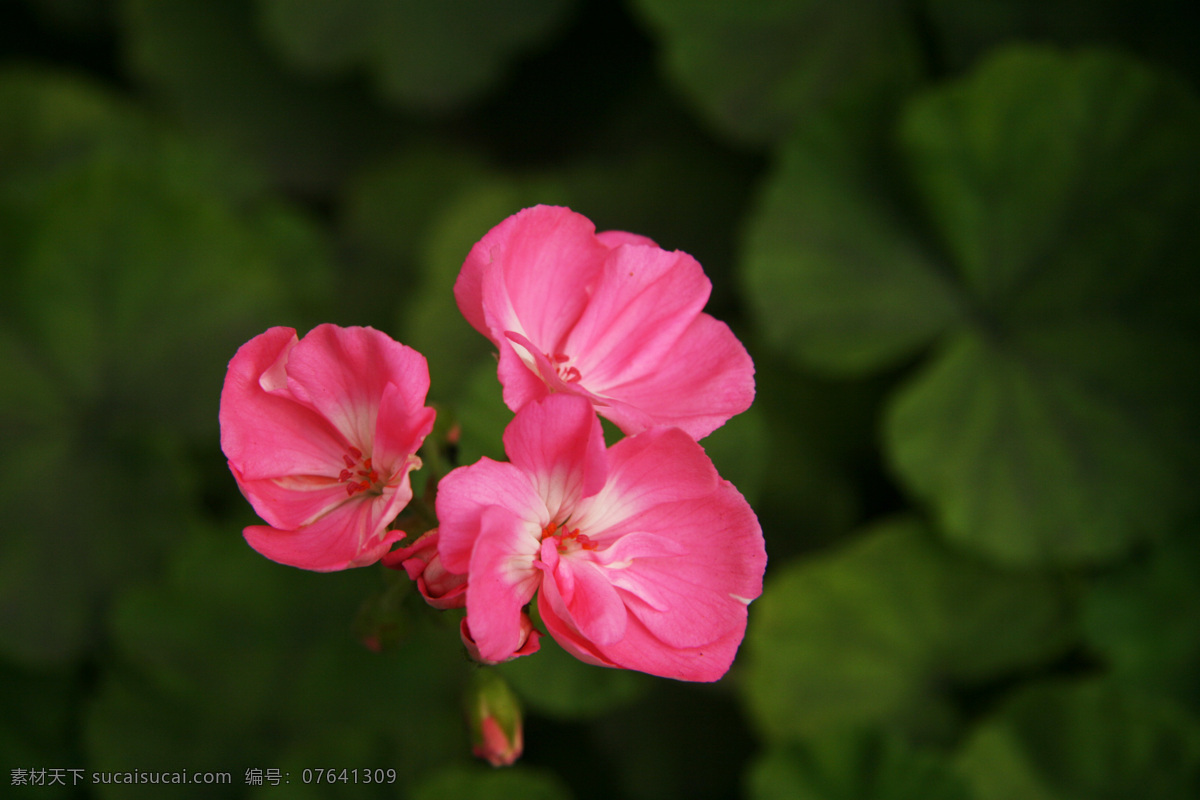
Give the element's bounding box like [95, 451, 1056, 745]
[466, 669, 523, 767]
[382, 529, 467, 609]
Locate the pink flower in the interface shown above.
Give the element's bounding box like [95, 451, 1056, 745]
[220, 324, 435, 571]
[436, 394, 766, 682]
[454, 205, 755, 439]
[382, 529, 468, 609]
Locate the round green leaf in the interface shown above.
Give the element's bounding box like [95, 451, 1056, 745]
[885, 47, 1200, 567]
[886, 328, 1182, 566]
[741, 111, 962, 374]
[742, 517, 1073, 741]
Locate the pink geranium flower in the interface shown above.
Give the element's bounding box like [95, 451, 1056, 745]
[454, 205, 755, 439]
[436, 394, 766, 681]
[220, 324, 436, 571]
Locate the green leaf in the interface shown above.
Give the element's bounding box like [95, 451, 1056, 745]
[741, 110, 962, 374]
[748, 732, 970, 800]
[883, 47, 1200, 567]
[742, 517, 1074, 741]
[924, 0, 1200, 88]
[745, 46, 1200, 567]
[119, 0, 407, 191]
[256, 0, 576, 113]
[956, 679, 1200, 800]
[0, 67, 337, 664]
[1083, 524, 1200, 715]
[697, 401, 768, 507]
[87, 527, 469, 791]
[886, 327, 1185, 566]
[631, 0, 924, 144]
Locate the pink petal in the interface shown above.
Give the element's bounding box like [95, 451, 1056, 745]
[538, 539, 628, 647]
[501, 394, 608, 520]
[536, 582, 616, 669]
[565, 244, 711, 391]
[373, 381, 436, 476]
[464, 506, 544, 663]
[435, 458, 544, 575]
[283, 324, 429, 452]
[220, 327, 348, 481]
[574, 428, 765, 648]
[599, 313, 755, 439]
[593, 609, 750, 682]
[495, 333, 555, 412]
[243, 491, 407, 572]
[230, 468, 350, 531]
[455, 205, 608, 349]
[538, 568, 747, 681]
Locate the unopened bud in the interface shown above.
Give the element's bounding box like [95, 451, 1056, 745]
[466, 669, 523, 767]
[382, 528, 467, 609]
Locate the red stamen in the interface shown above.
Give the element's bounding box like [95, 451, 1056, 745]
[338, 448, 384, 496]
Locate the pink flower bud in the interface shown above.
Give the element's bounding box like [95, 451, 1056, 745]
[383, 529, 467, 610]
[466, 670, 523, 767]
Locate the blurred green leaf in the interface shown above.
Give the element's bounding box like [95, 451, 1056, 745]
[631, 0, 924, 144]
[0, 66, 339, 664]
[1083, 523, 1200, 715]
[742, 517, 1074, 741]
[119, 0, 407, 192]
[698, 401, 768, 507]
[925, 0, 1200, 88]
[257, 0, 576, 113]
[887, 326, 1188, 566]
[741, 110, 962, 374]
[885, 47, 1200, 566]
[87, 527, 469, 796]
[748, 731, 970, 800]
[453, 359, 512, 468]
[745, 46, 1200, 567]
[338, 145, 490, 289]
[956, 679, 1200, 800]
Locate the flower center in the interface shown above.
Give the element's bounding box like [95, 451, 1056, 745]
[338, 445, 383, 496]
[541, 520, 597, 554]
[546, 353, 581, 384]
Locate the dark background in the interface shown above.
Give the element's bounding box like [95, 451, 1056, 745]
[2, 0, 1199, 797]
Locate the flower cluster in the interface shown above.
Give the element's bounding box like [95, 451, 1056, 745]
[220, 205, 766, 683]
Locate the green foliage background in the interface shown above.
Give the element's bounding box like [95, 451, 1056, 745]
[2, 1, 1198, 797]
